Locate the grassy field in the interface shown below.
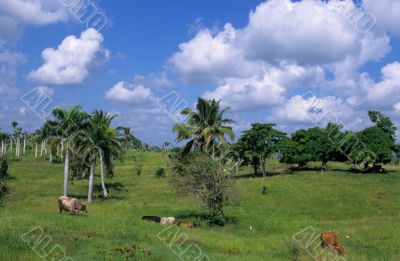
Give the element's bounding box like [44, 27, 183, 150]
[0, 151, 399, 260]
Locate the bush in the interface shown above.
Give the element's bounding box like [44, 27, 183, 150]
[0, 157, 8, 179]
[0, 157, 8, 204]
[136, 165, 142, 176]
[155, 168, 166, 178]
[171, 153, 236, 226]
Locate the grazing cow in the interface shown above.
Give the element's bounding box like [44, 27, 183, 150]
[160, 217, 176, 225]
[58, 196, 87, 214]
[178, 221, 195, 229]
[142, 216, 161, 223]
[320, 231, 345, 255]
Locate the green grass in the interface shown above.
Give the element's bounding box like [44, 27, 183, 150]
[1, 151, 399, 260]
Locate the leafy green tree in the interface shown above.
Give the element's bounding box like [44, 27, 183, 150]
[351, 127, 393, 170]
[239, 123, 286, 176]
[173, 98, 234, 157]
[280, 124, 347, 169]
[368, 111, 397, 142]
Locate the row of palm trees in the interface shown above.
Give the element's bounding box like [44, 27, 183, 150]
[0, 122, 30, 158]
[1, 106, 140, 203]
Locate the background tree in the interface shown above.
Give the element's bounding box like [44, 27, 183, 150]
[238, 123, 286, 176]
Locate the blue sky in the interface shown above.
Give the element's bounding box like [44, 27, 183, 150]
[0, 0, 399, 145]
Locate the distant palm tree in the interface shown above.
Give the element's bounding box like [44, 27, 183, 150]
[173, 98, 235, 157]
[116, 126, 135, 149]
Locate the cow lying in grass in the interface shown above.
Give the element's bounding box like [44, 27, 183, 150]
[142, 216, 176, 225]
[160, 217, 176, 225]
[58, 196, 87, 214]
[320, 231, 344, 255]
[142, 216, 161, 223]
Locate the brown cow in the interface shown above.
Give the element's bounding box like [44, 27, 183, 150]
[320, 231, 344, 255]
[58, 196, 87, 214]
[178, 221, 195, 229]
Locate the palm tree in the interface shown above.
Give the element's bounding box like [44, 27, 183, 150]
[84, 110, 121, 201]
[116, 126, 135, 149]
[10, 121, 18, 154]
[47, 106, 89, 196]
[173, 98, 235, 157]
[0, 132, 7, 156]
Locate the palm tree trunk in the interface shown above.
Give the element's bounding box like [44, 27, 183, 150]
[16, 138, 18, 157]
[49, 151, 52, 163]
[23, 138, 26, 154]
[35, 143, 38, 158]
[40, 141, 44, 157]
[99, 148, 108, 198]
[88, 165, 95, 202]
[63, 149, 69, 196]
[10, 138, 13, 153]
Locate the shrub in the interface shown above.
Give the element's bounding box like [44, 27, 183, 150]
[171, 153, 236, 226]
[136, 165, 142, 176]
[0, 156, 8, 179]
[155, 168, 166, 178]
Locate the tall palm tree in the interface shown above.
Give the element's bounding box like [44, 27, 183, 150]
[84, 110, 120, 201]
[173, 98, 235, 157]
[47, 106, 89, 196]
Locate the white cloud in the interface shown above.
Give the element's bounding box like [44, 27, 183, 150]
[168, 24, 262, 84]
[28, 29, 109, 85]
[363, 0, 400, 36]
[203, 63, 324, 111]
[133, 72, 174, 89]
[0, 0, 68, 45]
[275, 95, 356, 126]
[366, 62, 400, 107]
[240, 0, 360, 65]
[105, 82, 157, 104]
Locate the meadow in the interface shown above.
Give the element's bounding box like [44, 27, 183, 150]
[0, 151, 399, 261]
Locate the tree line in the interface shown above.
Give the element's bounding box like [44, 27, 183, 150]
[169, 98, 400, 224]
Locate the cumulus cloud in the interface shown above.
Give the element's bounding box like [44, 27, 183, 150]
[203, 63, 324, 111]
[0, 0, 67, 45]
[105, 82, 157, 104]
[366, 62, 400, 107]
[168, 0, 372, 86]
[274, 94, 356, 128]
[28, 29, 109, 85]
[240, 0, 360, 64]
[168, 24, 262, 84]
[363, 0, 400, 36]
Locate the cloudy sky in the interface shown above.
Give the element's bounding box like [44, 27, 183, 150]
[0, 0, 399, 145]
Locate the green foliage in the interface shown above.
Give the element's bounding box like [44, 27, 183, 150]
[173, 98, 235, 157]
[0, 156, 8, 202]
[136, 165, 142, 176]
[0, 157, 8, 179]
[155, 168, 166, 178]
[171, 153, 235, 226]
[352, 127, 393, 168]
[368, 111, 397, 142]
[238, 123, 286, 176]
